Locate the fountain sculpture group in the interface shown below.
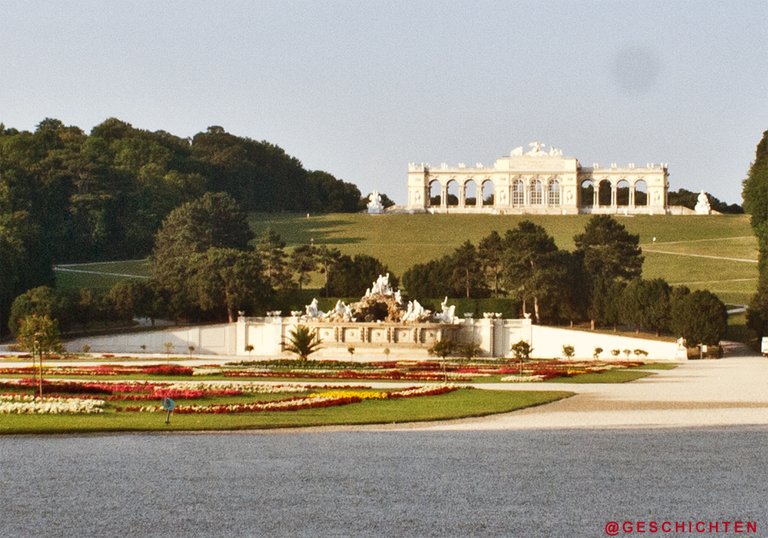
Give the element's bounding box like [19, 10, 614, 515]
[300, 274, 457, 324]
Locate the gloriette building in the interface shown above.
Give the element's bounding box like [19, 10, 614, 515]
[406, 142, 669, 215]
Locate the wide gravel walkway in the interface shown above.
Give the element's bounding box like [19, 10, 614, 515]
[403, 355, 768, 430]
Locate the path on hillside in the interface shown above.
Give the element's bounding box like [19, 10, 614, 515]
[641, 248, 757, 263]
[53, 267, 151, 279]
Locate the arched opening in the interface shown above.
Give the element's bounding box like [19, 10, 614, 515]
[464, 179, 478, 206]
[428, 180, 441, 206]
[446, 180, 459, 207]
[616, 179, 630, 206]
[512, 179, 525, 207]
[482, 180, 494, 206]
[547, 179, 560, 206]
[634, 180, 648, 206]
[580, 179, 594, 208]
[598, 180, 612, 207]
[530, 179, 543, 205]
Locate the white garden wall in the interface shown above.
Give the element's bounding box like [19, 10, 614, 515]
[63, 318, 685, 361]
[64, 324, 238, 356]
[529, 325, 683, 361]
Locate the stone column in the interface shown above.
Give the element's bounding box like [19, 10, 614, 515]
[441, 185, 448, 208]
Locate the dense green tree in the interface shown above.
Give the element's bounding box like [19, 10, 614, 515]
[574, 215, 643, 328]
[151, 192, 253, 307]
[315, 245, 343, 297]
[326, 254, 395, 297]
[670, 289, 727, 346]
[187, 248, 271, 322]
[449, 240, 483, 299]
[256, 229, 293, 290]
[402, 257, 453, 299]
[306, 171, 361, 212]
[501, 221, 559, 322]
[620, 279, 672, 335]
[7, 286, 65, 336]
[290, 244, 317, 291]
[743, 131, 768, 338]
[747, 282, 768, 337]
[478, 230, 505, 297]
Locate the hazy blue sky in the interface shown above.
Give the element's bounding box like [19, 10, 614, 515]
[1, 0, 766, 204]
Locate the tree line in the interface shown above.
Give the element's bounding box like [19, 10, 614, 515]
[402, 215, 727, 345]
[0, 118, 378, 336]
[6, 196, 726, 346]
[743, 130, 768, 338]
[6, 192, 395, 334]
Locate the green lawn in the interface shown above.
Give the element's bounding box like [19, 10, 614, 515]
[0, 389, 572, 434]
[548, 370, 653, 383]
[55, 212, 758, 307]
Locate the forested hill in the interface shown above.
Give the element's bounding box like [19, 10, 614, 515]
[0, 118, 362, 264]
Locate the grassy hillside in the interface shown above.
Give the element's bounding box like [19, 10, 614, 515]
[56, 213, 758, 305]
[250, 212, 757, 305]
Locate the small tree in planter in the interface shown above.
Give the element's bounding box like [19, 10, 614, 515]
[458, 341, 482, 361]
[593, 347, 603, 360]
[510, 340, 533, 375]
[383, 347, 391, 360]
[634, 348, 648, 360]
[428, 338, 456, 383]
[611, 349, 621, 359]
[245, 344, 254, 357]
[163, 342, 174, 356]
[347, 345, 355, 359]
[562, 345, 575, 360]
[623, 349, 631, 360]
[188, 345, 196, 355]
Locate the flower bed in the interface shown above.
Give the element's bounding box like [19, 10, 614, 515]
[120, 384, 460, 414]
[0, 394, 105, 414]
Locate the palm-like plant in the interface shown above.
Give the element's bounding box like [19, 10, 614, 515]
[284, 325, 323, 361]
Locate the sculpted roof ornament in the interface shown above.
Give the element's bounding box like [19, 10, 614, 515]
[510, 142, 564, 157]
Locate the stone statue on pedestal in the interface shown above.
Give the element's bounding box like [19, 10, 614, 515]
[694, 191, 711, 215]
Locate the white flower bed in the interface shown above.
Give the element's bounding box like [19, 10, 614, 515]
[500, 375, 545, 383]
[164, 381, 371, 394]
[0, 394, 105, 414]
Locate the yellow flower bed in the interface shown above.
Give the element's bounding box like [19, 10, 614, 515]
[309, 390, 389, 400]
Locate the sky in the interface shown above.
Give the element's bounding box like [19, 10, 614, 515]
[1, 0, 766, 205]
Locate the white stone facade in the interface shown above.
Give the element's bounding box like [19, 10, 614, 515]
[64, 316, 683, 361]
[406, 143, 669, 215]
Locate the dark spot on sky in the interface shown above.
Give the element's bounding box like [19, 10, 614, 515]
[611, 45, 662, 94]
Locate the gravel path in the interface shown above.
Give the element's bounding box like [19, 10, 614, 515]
[397, 356, 768, 431]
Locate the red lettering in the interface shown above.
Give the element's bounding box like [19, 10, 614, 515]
[675, 521, 686, 532]
[649, 521, 658, 533]
[747, 521, 757, 533]
[662, 521, 671, 532]
[636, 521, 645, 532]
[696, 521, 705, 532]
[623, 521, 634, 533]
[709, 521, 720, 532]
[734, 521, 743, 532]
[722, 521, 731, 532]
